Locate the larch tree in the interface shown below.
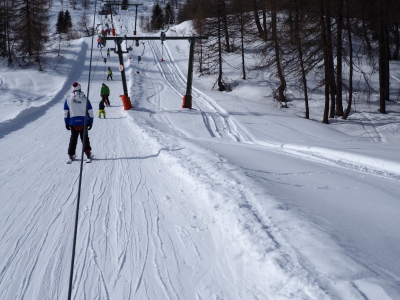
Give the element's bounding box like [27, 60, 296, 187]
[78, 9, 92, 37]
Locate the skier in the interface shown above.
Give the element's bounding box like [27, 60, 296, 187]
[97, 37, 102, 48]
[101, 36, 107, 47]
[98, 99, 106, 118]
[107, 48, 110, 57]
[107, 67, 113, 81]
[100, 83, 111, 106]
[64, 81, 94, 161]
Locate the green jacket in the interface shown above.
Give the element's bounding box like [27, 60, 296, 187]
[101, 85, 110, 95]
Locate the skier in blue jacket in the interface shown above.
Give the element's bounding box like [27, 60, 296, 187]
[64, 81, 94, 160]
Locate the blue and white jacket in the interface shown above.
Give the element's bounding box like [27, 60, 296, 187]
[64, 91, 94, 126]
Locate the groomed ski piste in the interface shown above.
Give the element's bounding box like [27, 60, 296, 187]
[1, 2, 400, 299]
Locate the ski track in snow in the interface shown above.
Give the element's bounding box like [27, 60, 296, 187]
[148, 40, 252, 143]
[146, 40, 400, 182]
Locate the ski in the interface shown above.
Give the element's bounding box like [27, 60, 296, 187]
[67, 154, 94, 164]
[86, 154, 95, 163]
[67, 155, 76, 164]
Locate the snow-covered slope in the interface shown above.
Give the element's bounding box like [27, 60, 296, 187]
[0, 5, 400, 300]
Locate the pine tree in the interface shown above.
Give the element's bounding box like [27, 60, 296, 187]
[56, 10, 64, 34]
[63, 10, 73, 33]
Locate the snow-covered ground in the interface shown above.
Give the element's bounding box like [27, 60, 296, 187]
[0, 2, 400, 299]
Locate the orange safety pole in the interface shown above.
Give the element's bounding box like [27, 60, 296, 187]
[120, 95, 133, 110]
[182, 95, 187, 108]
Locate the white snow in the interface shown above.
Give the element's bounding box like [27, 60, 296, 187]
[0, 2, 400, 299]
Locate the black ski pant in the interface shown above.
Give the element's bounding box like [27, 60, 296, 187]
[68, 126, 92, 156]
[102, 94, 110, 106]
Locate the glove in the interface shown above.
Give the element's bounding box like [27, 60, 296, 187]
[66, 124, 70, 130]
[87, 124, 92, 130]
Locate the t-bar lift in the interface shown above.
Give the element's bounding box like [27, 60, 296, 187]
[105, 34, 208, 109]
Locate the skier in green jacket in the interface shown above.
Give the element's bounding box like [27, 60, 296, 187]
[100, 83, 111, 106]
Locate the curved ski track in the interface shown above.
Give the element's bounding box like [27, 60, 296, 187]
[147, 40, 400, 181]
[148, 40, 252, 143]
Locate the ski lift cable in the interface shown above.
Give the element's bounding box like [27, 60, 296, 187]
[67, 1, 99, 299]
[140, 42, 146, 57]
[141, 10, 172, 60]
[89, 50, 102, 88]
[159, 10, 172, 61]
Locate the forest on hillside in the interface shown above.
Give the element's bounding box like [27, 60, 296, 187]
[1, 0, 399, 122]
[177, 0, 400, 122]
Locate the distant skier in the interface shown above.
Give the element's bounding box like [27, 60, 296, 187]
[100, 83, 110, 106]
[107, 67, 113, 81]
[101, 36, 106, 47]
[98, 99, 106, 118]
[97, 37, 102, 48]
[107, 48, 110, 57]
[64, 81, 94, 160]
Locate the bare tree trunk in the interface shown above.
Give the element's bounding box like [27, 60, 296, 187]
[335, 0, 344, 116]
[288, 7, 295, 44]
[221, 0, 231, 52]
[262, 6, 268, 40]
[199, 41, 204, 73]
[252, 0, 266, 40]
[239, 9, 246, 79]
[343, 0, 353, 120]
[384, 25, 390, 101]
[325, 0, 337, 118]
[320, 0, 330, 124]
[378, 0, 388, 113]
[271, 4, 287, 105]
[294, 0, 309, 118]
[217, 8, 225, 91]
[393, 22, 400, 60]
